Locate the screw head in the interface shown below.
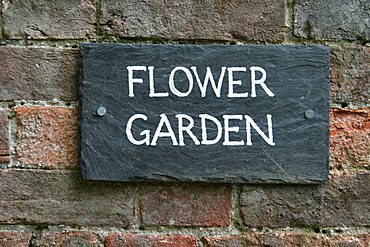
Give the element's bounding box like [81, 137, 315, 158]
[305, 109, 315, 119]
[97, 107, 106, 116]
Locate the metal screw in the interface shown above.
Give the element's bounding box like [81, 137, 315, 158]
[97, 107, 106, 116]
[305, 109, 314, 119]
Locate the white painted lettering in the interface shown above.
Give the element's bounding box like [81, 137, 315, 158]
[126, 114, 150, 145]
[245, 114, 275, 146]
[148, 66, 169, 97]
[169, 66, 194, 97]
[127, 66, 146, 97]
[250, 66, 274, 97]
[223, 115, 245, 146]
[175, 114, 200, 146]
[199, 114, 222, 145]
[227, 67, 248, 98]
[151, 114, 178, 146]
[191, 66, 226, 97]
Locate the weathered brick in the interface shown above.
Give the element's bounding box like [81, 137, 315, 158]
[0, 231, 33, 247]
[0, 1, 3, 40]
[141, 184, 231, 226]
[330, 108, 370, 171]
[330, 46, 370, 105]
[294, 0, 370, 40]
[39, 231, 99, 246]
[320, 172, 370, 227]
[240, 173, 370, 227]
[16, 107, 78, 168]
[204, 233, 370, 247]
[105, 234, 197, 247]
[0, 46, 80, 101]
[2, 0, 96, 39]
[240, 184, 322, 228]
[0, 169, 137, 227]
[100, 0, 285, 42]
[0, 110, 10, 163]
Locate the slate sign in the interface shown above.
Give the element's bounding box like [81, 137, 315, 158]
[79, 43, 330, 183]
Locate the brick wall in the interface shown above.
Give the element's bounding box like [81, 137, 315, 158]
[0, 0, 369, 246]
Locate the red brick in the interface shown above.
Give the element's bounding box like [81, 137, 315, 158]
[100, 0, 285, 42]
[3, 0, 96, 39]
[332, 234, 370, 247]
[330, 108, 370, 171]
[0, 110, 10, 163]
[16, 107, 78, 168]
[204, 233, 370, 247]
[330, 46, 370, 105]
[0, 46, 80, 101]
[0, 157, 10, 162]
[39, 231, 99, 246]
[0, 169, 137, 227]
[205, 233, 327, 246]
[105, 234, 197, 247]
[240, 173, 370, 228]
[141, 184, 231, 226]
[0, 231, 33, 247]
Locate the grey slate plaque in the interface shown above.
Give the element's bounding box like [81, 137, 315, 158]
[79, 43, 330, 183]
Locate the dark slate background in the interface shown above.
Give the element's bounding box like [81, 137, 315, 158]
[79, 43, 330, 183]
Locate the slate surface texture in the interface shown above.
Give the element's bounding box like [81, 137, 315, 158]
[79, 43, 330, 183]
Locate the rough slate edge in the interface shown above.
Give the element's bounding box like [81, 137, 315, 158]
[78, 43, 330, 184]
